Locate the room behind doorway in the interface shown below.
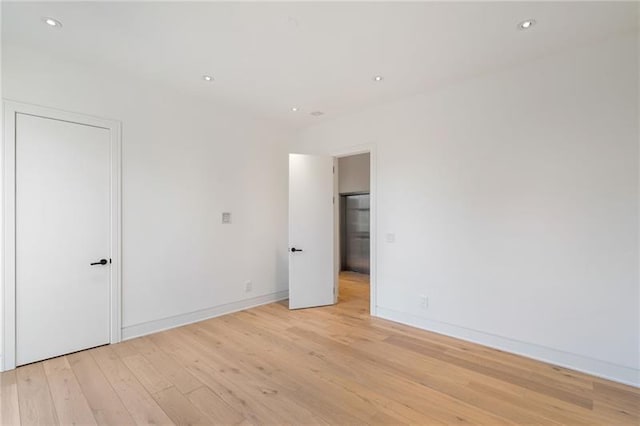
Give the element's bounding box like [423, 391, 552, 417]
[338, 153, 371, 280]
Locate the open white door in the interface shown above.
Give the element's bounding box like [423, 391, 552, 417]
[289, 153, 336, 309]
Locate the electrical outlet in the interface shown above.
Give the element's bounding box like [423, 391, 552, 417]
[245, 281, 252, 292]
[386, 233, 395, 243]
[222, 212, 232, 224]
[420, 295, 429, 310]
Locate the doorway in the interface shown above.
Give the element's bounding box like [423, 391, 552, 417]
[337, 153, 371, 306]
[2, 102, 122, 371]
[287, 148, 375, 315]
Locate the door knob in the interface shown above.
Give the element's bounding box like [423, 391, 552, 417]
[290, 247, 303, 252]
[90, 259, 108, 266]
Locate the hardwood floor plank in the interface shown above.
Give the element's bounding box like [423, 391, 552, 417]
[286, 324, 542, 424]
[110, 341, 138, 359]
[15, 363, 59, 425]
[171, 326, 333, 425]
[186, 386, 246, 425]
[90, 345, 174, 425]
[152, 386, 211, 426]
[467, 381, 595, 425]
[1, 369, 22, 426]
[384, 333, 594, 409]
[189, 319, 405, 424]
[593, 380, 640, 413]
[119, 354, 173, 395]
[67, 350, 136, 426]
[149, 330, 297, 425]
[126, 336, 204, 394]
[42, 356, 97, 426]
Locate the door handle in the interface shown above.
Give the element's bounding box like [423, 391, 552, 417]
[90, 259, 108, 266]
[290, 247, 303, 253]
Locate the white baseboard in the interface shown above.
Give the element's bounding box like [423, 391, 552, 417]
[375, 306, 640, 388]
[122, 290, 289, 341]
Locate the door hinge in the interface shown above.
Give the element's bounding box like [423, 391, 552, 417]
[333, 166, 335, 174]
[333, 196, 335, 204]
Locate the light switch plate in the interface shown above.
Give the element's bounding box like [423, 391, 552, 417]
[222, 212, 231, 224]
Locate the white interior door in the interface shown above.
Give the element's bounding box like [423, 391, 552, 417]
[16, 113, 111, 366]
[288, 153, 336, 309]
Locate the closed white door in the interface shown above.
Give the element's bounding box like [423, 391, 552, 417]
[288, 154, 336, 309]
[16, 113, 111, 366]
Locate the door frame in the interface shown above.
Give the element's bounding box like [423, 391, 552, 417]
[2, 100, 122, 371]
[332, 144, 376, 316]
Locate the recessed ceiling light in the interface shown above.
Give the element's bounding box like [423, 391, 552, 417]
[291, 107, 298, 112]
[518, 19, 536, 30]
[43, 17, 62, 28]
[202, 75, 213, 82]
[373, 75, 384, 82]
[310, 111, 324, 117]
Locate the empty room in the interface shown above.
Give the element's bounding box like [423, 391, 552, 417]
[1, 1, 639, 425]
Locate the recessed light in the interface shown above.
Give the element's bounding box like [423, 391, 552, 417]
[310, 111, 324, 117]
[518, 19, 536, 30]
[43, 17, 62, 28]
[291, 107, 298, 112]
[373, 75, 384, 82]
[202, 75, 213, 82]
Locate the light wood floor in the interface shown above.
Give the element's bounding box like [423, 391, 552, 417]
[1, 273, 639, 425]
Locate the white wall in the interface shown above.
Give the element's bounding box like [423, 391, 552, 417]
[1, 43, 291, 359]
[294, 33, 640, 386]
[339, 153, 370, 194]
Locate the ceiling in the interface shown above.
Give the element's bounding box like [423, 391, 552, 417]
[3, 1, 638, 127]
